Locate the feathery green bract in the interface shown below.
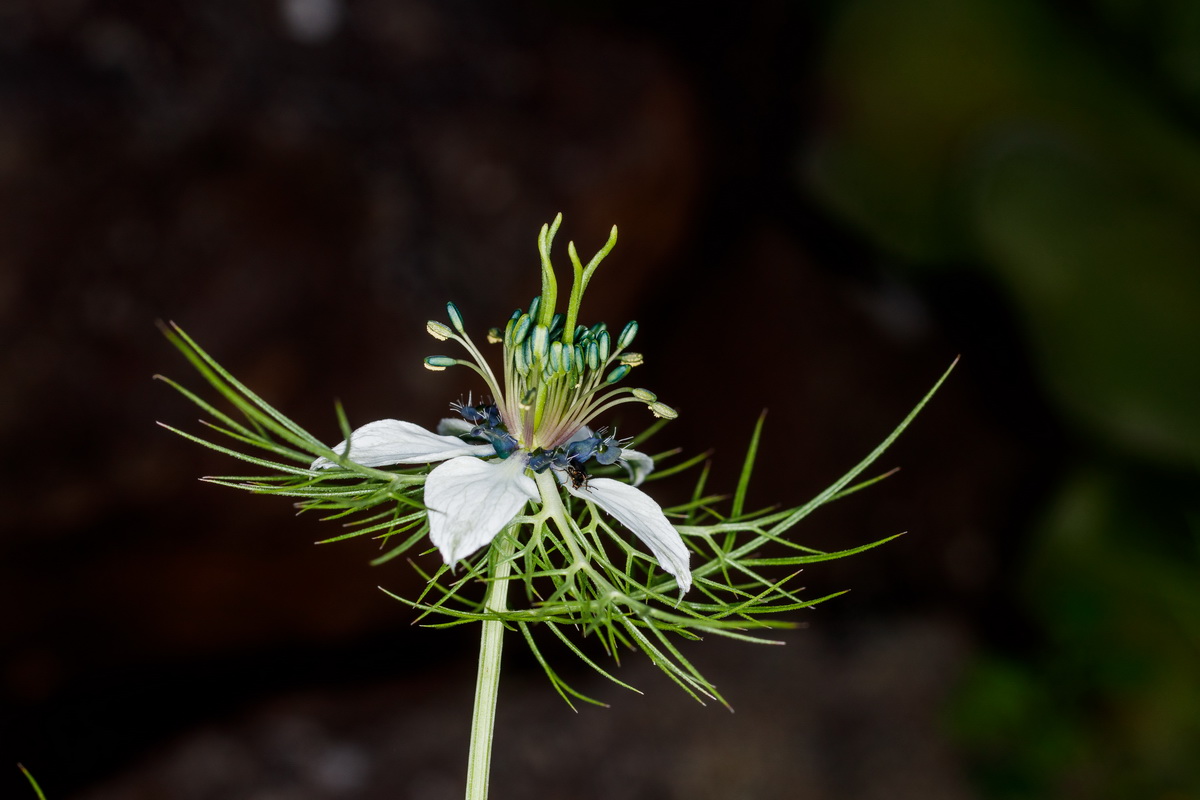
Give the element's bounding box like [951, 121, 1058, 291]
[19, 765, 47, 800]
[158, 320, 955, 707]
[155, 322, 433, 564]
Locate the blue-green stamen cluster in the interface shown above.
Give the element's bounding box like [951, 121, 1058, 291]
[452, 399, 519, 458]
[452, 398, 626, 476]
[423, 214, 677, 462]
[525, 430, 626, 474]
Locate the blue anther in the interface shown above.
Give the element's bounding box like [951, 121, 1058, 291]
[459, 405, 488, 424]
[491, 433, 519, 459]
[567, 436, 600, 463]
[594, 442, 623, 466]
[526, 449, 557, 472]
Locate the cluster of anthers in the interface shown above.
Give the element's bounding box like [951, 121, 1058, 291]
[312, 216, 691, 592]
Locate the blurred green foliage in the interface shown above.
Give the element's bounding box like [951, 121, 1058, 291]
[808, 0, 1200, 463]
[953, 469, 1200, 797]
[806, 0, 1200, 795]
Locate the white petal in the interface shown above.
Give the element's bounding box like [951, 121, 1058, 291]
[436, 417, 473, 437]
[567, 478, 691, 593]
[619, 448, 655, 486]
[425, 456, 539, 564]
[311, 419, 493, 469]
[565, 425, 593, 444]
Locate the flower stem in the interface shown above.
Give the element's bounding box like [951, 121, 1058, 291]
[534, 470, 615, 597]
[534, 470, 586, 563]
[465, 530, 516, 800]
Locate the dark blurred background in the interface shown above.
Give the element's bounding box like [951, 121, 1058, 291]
[2, 0, 1198, 798]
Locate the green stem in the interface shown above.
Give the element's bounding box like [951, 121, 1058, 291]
[534, 470, 587, 563]
[533, 471, 617, 599]
[465, 531, 516, 800]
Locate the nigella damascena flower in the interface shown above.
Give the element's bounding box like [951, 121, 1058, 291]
[312, 219, 690, 592]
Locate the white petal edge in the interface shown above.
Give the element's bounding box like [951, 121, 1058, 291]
[619, 448, 655, 486]
[311, 419, 493, 469]
[425, 456, 539, 564]
[567, 478, 691, 593]
[565, 425, 593, 444]
[436, 417, 473, 437]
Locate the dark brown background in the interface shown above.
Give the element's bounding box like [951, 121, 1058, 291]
[3, 1, 1198, 798]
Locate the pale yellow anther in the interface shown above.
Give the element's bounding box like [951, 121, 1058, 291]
[427, 321, 453, 341]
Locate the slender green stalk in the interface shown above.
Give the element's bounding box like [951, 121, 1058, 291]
[465, 531, 516, 800]
[18, 764, 47, 800]
[535, 470, 588, 566]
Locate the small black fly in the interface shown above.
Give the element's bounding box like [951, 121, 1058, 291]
[565, 462, 589, 490]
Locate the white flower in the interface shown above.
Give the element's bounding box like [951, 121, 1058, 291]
[312, 416, 691, 592]
[313, 216, 691, 591]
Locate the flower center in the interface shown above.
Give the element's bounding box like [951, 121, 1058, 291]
[495, 303, 642, 450]
[455, 397, 627, 477]
[423, 214, 678, 457]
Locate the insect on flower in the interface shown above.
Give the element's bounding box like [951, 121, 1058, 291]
[311, 215, 690, 591]
[157, 211, 954, 800]
[564, 461, 589, 490]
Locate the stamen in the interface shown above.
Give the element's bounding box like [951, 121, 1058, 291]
[511, 314, 531, 347]
[605, 365, 630, 384]
[649, 402, 678, 419]
[549, 341, 563, 374]
[618, 352, 644, 367]
[531, 324, 550, 364]
[446, 302, 467, 334]
[439, 217, 676, 456]
[617, 320, 638, 350]
[427, 321, 453, 341]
